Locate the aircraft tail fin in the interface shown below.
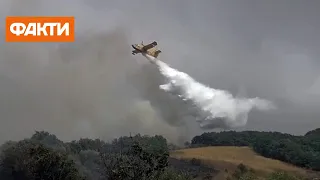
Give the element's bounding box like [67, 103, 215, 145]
[154, 50, 161, 58]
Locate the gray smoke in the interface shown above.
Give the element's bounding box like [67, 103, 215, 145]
[0, 27, 186, 143]
[1, 0, 320, 144]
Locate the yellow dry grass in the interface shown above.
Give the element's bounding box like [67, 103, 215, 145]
[170, 146, 307, 175]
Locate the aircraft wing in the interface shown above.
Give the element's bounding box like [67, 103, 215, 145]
[142, 41, 157, 51]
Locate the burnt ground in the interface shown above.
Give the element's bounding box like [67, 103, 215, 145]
[168, 157, 219, 180]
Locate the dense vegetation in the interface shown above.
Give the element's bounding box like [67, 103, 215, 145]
[191, 128, 320, 171]
[0, 129, 318, 179]
[227, 163, 303, 180]
[0, 131, 190, 180]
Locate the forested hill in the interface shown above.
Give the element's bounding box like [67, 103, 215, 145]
[305, 128, 320, 136]
[0, 131, 177, 180]
[0, 129, 319, 179]
[191, 128, 320, 171]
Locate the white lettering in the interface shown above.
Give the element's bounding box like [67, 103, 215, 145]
[10, 22, 70, 36]
[57, 23, 69, 36]
[10, 23, 26, 36]
[46, 23, 58, 36]
[23, 23, 37, 36]
[36, 23, 47, 36]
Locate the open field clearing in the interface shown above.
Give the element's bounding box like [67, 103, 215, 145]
[170, 146, 314, 178]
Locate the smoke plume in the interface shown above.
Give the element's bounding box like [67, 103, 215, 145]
[1, 0, 319, 145]
[0, 30, 183, 144]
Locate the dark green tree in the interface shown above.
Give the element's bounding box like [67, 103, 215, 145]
[0, 140, 84, 180]
[101, 138, 169, 180]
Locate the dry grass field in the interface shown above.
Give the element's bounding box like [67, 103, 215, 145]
[170, 146, 312, 179]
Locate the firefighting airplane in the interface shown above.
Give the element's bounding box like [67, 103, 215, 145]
[131, 41, 162, 58]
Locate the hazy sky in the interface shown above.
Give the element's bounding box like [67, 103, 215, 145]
[0, 0, 319, 143]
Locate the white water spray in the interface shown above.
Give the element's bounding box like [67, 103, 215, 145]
[144, 55, 275, 129]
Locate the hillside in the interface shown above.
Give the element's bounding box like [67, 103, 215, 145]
[191, 130, 320, 171]
[1, 130, 320, 179]
[171, 146, 318, 179]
